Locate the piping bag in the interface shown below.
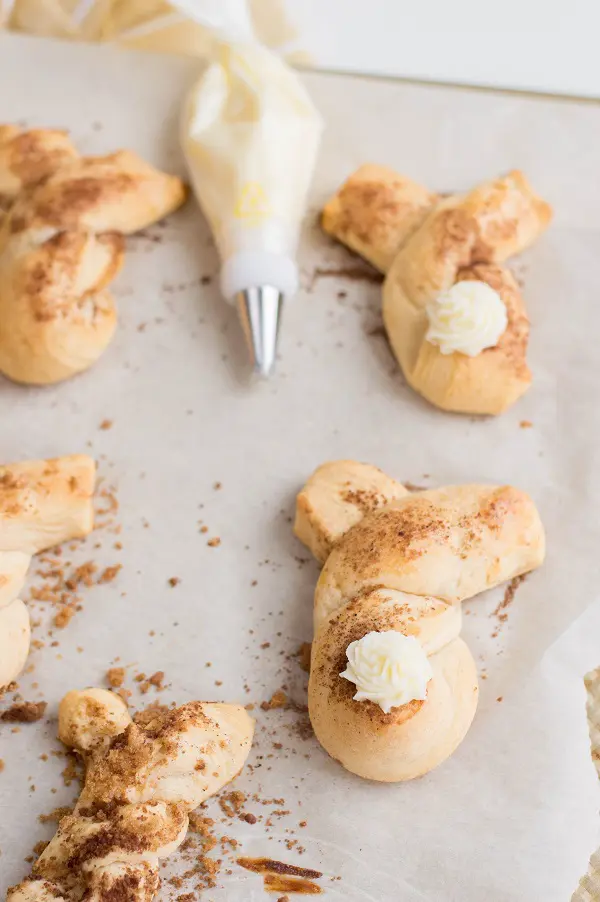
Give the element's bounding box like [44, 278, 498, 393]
[175, 0, 323, 376]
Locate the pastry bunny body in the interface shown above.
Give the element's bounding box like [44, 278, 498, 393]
[0, 126, 186, 385]
[295, 461, 545, 781]
[322, 167, 551, 414]
[0, 455, 95, 687]
[8, 688, 254, 902]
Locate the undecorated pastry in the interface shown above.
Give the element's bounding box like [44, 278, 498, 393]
[0, 455, 95, 687]
[322, 167, 552, 414]
[295, 460, 545, 781]
[8, 688, 254, 902]
[0, 125, 186, 385]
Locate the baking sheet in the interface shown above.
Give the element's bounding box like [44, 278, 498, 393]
[0, 34, 599, 901]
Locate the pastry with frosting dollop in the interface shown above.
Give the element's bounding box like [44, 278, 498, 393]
[295, 459, 545, 781]
[322, 166, 551, 414]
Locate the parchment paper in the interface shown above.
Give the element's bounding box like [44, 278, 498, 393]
[0, 34, 598, 901]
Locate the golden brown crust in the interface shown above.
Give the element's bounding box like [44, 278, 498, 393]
[0, 127, 186, 385]
[322, 164, 438, 272]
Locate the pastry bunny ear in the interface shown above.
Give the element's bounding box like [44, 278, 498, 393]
[294, 460, 409, 564]
[322, 164, 438, 272]
[316, 483, 545, 613]
[0, 126, 79, 201]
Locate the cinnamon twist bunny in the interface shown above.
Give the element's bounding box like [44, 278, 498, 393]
[0, 455, 95, 687]
[0, 126, 186, 385]
[8, 688, 254, 902]
[322, 166, 552, 414]
[295, 461, 545, 781]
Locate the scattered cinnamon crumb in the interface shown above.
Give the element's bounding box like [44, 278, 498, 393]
[98, 564, 122, 584]
[261, 690, 288, 711]
[219, 791, 246, 818]
[519, 420, 533, 429]
[54, 606, 76, 628]
[106, 667, 126, 688]
[148, 671, 164, 687]
[207, 537, 221, 547]
[168, 577, 180, 587]
[213, 482, 222, 490]
[38, 806, 72, 824]
[61, 754, 82, 787]
[242, 812, 257, 824]
[99, 419, 113, 430]
[496, 696, 504, 703]
[200, 525, 209, 534]
[492, 574, 527, 628]
[297, 643, 312, 673]
[1, 701, 47, 723]
[0, 759, 4, 772]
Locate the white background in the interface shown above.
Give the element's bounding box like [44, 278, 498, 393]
[287, 0, 600, 98]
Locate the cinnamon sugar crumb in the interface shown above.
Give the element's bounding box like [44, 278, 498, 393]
[99, 419, 113, 430]
[1, 701, 47, 723]
[261, 690, 288, 711]
[168, 577, 180, 587]
[219, 790, 246, 818]
[519, 420, 533, 429]
[54, 606, 76, 628]
[207, 537, 221, 547]
[98, 564, 122, 584]
[106, 667, 126, 688]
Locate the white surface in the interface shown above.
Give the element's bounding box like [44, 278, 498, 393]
[0, 34, 599, 901]
[286, 0, 600, 98]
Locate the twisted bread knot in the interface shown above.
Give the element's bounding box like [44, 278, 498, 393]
[295, 461, 545, 781]
[9, 689, 254, 902]
[0, 456, 95, 688]
[323, 166, 552, 414]
[0, 126, 186, 385]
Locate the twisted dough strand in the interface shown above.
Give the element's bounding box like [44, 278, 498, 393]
[8, 689, 254, 902]
[0, 126, 186, 384]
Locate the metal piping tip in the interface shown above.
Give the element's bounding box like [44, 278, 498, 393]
[236, 286, 283, 377]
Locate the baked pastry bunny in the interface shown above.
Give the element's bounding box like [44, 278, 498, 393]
[0, 126, 186, 385]
[322, 166, 552, 414]
[8, 688, 254, 902]
[0, 455, 95, 687]
[295, 461, 545, 781]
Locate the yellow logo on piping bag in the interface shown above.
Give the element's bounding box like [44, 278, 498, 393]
[234, 182, 271, 224]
